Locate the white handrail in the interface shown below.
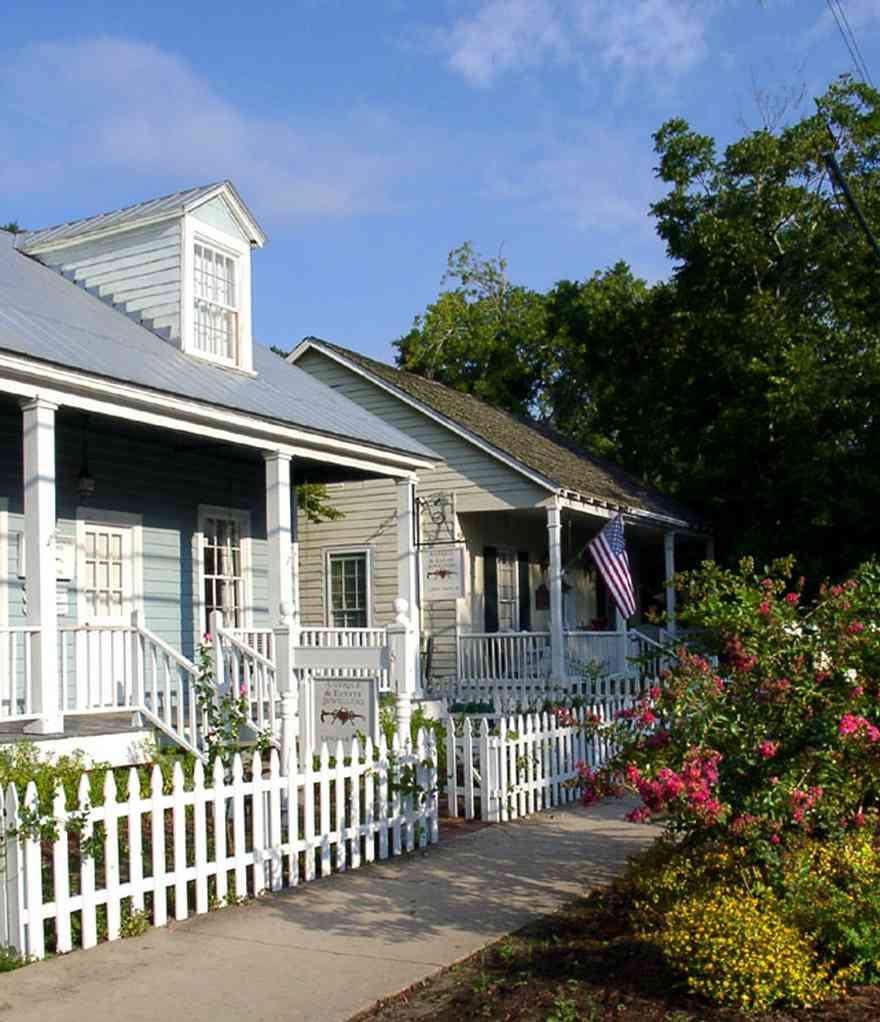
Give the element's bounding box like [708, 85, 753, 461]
[216, 627, 278, 739]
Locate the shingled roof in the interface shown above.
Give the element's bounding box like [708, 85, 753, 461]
[294, 338, 699, 527]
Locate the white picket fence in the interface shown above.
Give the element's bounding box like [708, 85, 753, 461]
[1, 732, 438, 960]
[445, 702, 635, 822]
[432, 672, 645, 714]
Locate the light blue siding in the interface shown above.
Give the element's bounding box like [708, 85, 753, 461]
[0, 402, 278, 667]
[191, 196, 249, 242]
[35, 220, 183, 341]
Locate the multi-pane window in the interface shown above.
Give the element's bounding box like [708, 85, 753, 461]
[193, 242, 237, 362]
[496, 548, 519, 632]
[83, 527, 126, 620]
[328, 551, 369, 628]
[203, 516, 244, 628]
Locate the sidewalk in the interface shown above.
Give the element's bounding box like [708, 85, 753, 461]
[0, 803, 656, 1022]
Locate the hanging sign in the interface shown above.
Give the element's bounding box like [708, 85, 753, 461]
[422, 544, 465, 601]
[313, 676, 379, 746]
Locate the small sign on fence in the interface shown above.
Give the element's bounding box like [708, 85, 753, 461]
[313, 675, 379, 745]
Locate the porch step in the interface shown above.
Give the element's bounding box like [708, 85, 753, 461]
[0, 712, 154, 767]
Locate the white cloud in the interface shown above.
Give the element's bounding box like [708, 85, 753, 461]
[437, 0, 712, 88]
[0, 37, 419, 228]
[483, 123, 662, 237]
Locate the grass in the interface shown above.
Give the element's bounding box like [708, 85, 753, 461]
[349, 884, 880, 1022]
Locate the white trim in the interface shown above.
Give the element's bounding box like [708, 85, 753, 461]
[290, 339, 704, 535]
[0, 357, 434, 478]
[289, 339, 558, 493]
[19, 182, 266, 256]
[74, 508, 144, 624]
[322, 545, 374, 629]
[0, 497, 7, 627]
[181, 215, 254, 374]
[194, 505, 254, 641]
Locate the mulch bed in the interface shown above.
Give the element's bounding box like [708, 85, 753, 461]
[349, 885, 880, 1022]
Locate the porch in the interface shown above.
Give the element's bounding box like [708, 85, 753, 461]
[0, 391, 425, 760]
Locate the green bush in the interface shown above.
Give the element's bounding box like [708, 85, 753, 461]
[655, 886, 841, 1011]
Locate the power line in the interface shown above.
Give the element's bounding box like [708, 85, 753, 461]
[825, 0, 875, 87]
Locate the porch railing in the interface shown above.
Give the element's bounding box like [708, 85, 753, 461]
[563, 630, 629, 677]
[57, 622, 206, 758]
[215, 627, 278, 736]
[457, 631, 551, 685]
[0, 627, 39, 720]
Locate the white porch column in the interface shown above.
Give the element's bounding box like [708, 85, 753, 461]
[664, 530, 677, 638]
[397, 479, 421, 696]
[388, 598, 417, 745]
[22, 398, 63, 734]
[264, 451, 298, 767]
[547, 501, 565, 681]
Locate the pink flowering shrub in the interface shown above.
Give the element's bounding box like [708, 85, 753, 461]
[584, 556, 880, 856]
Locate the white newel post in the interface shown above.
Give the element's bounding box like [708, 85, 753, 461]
[209, 610, 226, 692]
[388, 598, 416, 746]
[264, 451, 299, 768]
[664, 530, 677, 639]
[396, 479, 421, 696]
[615, 607, 627, 676]
[547, 502, 565, 681]
[22, 397, 63, 734]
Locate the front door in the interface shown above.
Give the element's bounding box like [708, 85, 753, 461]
[76, 520, 135, 707]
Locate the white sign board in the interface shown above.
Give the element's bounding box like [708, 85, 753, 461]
[422, 545, 465, 601]
[313, 676, 379, 746]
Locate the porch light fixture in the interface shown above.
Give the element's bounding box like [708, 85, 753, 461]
[78, 415, 96, 499]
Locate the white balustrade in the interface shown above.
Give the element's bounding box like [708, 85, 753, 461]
[457, 631, 551, 684]
[0, 627, 39, 720]
[217, 629, 278, 736]
[563, 631, 629, 677]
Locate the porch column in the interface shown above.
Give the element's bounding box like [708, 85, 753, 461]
[397, 479, 421, 696]
[22, 398, 63, 734]
[705, 535, 715, 563]
[264, 451, 297, 767]
[664, 530, 677, 638]
[547, 502, 565, 681]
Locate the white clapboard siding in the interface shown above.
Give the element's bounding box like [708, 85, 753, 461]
[0, 733, 438, 960]
[444, 700, 636, 822]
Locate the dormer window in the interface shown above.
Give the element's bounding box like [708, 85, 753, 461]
[193, 242, 238, 363]
[181, 210, 256, 374]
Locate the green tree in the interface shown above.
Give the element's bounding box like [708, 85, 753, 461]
[393, 77, 880, 580]
[395, 242, 549, 417]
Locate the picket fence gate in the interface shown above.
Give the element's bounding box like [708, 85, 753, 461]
[445, 700, 635, 822]
[1, 731, 438, 960]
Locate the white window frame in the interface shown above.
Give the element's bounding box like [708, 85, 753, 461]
[0, 498, 8, 627]
[323, 546, 373, 629]
[75, 509, 144, 624]
[496, 546, 519, 633]
[194, 505, 253, 638]
[181, 216, 254, 374]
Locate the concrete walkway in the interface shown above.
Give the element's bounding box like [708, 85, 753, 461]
[0, 803, 656, 1022]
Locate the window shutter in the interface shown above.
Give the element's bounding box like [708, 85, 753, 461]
[484, 546, 499, 633]
[517, 551, 531, 631]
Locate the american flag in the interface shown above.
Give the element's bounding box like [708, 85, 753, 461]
[588, 514, 636, 621]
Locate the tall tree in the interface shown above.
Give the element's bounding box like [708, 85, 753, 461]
[395, 242, 548, 417]
[393, 77, 880, 580]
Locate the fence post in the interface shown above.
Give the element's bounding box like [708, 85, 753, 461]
[273, 612, 299, 773]
[478, 719, 501, 823]
[387, 598, 417, 747]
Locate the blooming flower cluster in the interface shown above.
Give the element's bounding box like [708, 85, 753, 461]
[838, 712, 880, 743]
[623, 749, 724, 825]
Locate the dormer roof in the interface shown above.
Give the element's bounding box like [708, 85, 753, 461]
[17, 181, 266, 253]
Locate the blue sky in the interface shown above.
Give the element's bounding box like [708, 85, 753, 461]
[3, 1, 879, 362]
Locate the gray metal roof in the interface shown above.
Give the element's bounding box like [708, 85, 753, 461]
[0, 233, 436, 462]
[17, 181, 265, 249]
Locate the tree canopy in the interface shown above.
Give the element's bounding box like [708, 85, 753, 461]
[395, 77, 880, 580]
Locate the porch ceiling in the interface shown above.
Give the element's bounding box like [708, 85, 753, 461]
[0, 393, 396, 484]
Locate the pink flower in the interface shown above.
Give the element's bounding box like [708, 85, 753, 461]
[771, 834, 781, 845]
[848, 621, 865, 635]
[784, 592, 799, 604]
[839, 713, 880, 742]
[649, 686, 662, 701]
[758, 739, 779, 759]
[758, 601, 771, 616]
